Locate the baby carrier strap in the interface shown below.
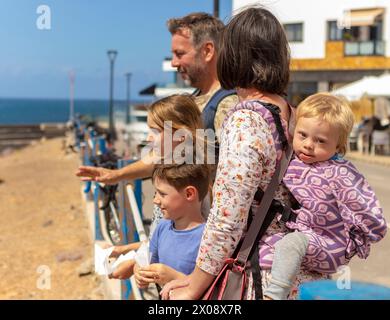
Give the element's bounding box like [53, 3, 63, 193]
[201, 88, 236, 132]
[228, 100, 294, 299]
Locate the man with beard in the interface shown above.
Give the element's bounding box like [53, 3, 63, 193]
[76, 12, 238, 185]
[168, 12, 238, 137]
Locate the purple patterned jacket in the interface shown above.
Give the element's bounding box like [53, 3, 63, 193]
[283, 156, 387, 273]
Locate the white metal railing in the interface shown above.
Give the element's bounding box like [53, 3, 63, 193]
[126, 184, 148, 300]
[126, 185, 148, 242]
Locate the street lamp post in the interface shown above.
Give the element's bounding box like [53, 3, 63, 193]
[125, 72, 132, 124]
[213, 0, 219, 18]
[107, 50, 118, 141]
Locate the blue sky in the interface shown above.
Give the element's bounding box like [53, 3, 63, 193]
[0, 0, 232, 100]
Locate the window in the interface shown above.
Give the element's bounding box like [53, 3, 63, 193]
[327, 21, 343, 41]
[342, 20, 385, 56]
[284, 23, 303, 42]
[287, 82, 318, 106]
[370, 20, 383, 41]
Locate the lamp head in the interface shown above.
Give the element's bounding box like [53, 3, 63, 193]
[107, 50, 118, 61]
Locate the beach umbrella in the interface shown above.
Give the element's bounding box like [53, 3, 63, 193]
[366, 74, 390, 99]
[332, 73, 390, 100]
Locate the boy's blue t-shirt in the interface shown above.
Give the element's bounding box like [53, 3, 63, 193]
[149, 219, 205, 275]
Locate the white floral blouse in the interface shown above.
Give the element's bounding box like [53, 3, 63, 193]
[196, 100, 327, 299]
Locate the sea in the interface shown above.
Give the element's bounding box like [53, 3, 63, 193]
[0, 98, 151, 125]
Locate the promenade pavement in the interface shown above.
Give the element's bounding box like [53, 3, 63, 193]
[346, 150, 390, 167]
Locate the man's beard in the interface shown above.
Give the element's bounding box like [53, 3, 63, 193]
[178, 58, 205, 88]
[182, 66, 204, 88]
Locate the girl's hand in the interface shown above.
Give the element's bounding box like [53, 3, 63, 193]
[134, 263, 153, 289]
[109, 245, 127, 258]
[108, 260, 135, 280]
[75, 166, 120, 185]
[109, 242, 140, 258]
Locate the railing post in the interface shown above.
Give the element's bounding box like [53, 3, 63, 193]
[93, 182, 104, 241]
[82, 130, 94, 198]
[134, 179, 143, 228]
[91, 136, 98, 156]
[74, 118, 82, 149]
[98, 136, 107, 154]
[80, 142, 86, 165]
[82, 142, 92, 197]
[74, 123, 79, 148]
[118, 160, 130, 245]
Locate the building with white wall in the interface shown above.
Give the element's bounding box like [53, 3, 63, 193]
[233, 0, 390, 104]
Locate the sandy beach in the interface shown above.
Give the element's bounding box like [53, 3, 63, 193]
[0, 137, 104, 299]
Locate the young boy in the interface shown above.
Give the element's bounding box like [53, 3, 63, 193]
[263, 93, 387, 300]
[134, 163, 210, 289]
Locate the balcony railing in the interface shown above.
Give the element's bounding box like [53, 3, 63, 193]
[344, 40, 385, 56]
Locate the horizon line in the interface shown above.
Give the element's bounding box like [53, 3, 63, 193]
[0, 96, 154, 102]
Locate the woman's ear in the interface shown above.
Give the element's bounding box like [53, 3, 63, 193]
[185, 186, 198, 201]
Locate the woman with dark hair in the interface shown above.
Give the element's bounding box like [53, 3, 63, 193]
[161, 6, 326, 300]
